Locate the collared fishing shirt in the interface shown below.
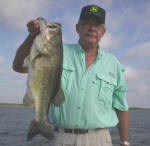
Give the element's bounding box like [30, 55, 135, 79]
[50, 43, 128, 129]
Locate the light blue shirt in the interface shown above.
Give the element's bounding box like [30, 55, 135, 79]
[49, 43, 128, 129]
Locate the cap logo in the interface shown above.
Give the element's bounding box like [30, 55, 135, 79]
[90, 6, 99, 13]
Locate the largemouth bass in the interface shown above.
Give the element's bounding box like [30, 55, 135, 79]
[24, 17, 65, 140]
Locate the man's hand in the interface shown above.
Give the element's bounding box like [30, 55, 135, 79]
[27, 19, 40, 37]
[13, 19, 40, 73]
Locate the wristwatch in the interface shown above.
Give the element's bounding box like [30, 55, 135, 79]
[120, 141, 130, 145]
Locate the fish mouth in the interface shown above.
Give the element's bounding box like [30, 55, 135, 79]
[47, 23, 61, 31]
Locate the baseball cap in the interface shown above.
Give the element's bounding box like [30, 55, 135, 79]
[79, 5, 105, 24]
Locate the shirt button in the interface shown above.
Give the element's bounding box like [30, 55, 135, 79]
[77, 106, 81, 110]
[120, 86, 123, 89]
[75, 125, 78, 128]
[92, 81, 95, 84]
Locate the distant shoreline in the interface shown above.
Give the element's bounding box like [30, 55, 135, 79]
[129, 107, 150, 110]
[0, 103, 25, 107]
[0, 103, 150, 110]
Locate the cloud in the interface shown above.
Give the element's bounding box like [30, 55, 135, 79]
[124, 65, 150, 93]
[61, 13, 79, 43]
[0, 0, 114, 34]
[0, 0, 78, 31]
[124, 65, 140, 81]
[0, 61, 27, 87]
[132, 4, 150, 38]
[126, 81, 150, 108]
[0, 68, 10, 74]
[12, 79, 26, 87]
[79, 0, 113, 9]
[0, 56, 5, 64]
[124, 65, 150, 108]
[123, 42, 150, 59]
[0, 62, 12, 74]
[107, 1, 150, 40]
[0, 63, 27, 104]
[124, 65, 150, 81]
[1, 0, 150, 108]
[0, 0, 52, 30]
[100, 32, 121, 50]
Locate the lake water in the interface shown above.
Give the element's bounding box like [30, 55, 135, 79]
[0, 106, 150, 146]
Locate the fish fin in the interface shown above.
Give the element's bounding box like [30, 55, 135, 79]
[23, 55, 30, 67]
[36, 17, 47, 32]
[52, 88, 65, 106]
[30, 41, 42, 63]
[23, 92, 34, 107]
[27, 120, 54, 140]
[27, 120, 39, 140]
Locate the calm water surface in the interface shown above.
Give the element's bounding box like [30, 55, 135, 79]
[0, 106, 150, 146]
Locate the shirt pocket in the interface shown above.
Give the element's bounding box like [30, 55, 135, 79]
[95, 73, 117, 111]
[61, 66, 75, 94]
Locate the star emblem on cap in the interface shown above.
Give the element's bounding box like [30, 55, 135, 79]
[90, 6, 99, 13]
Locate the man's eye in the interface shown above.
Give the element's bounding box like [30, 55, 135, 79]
[83, 22, 88, 25]
[95, 23, 100, 27]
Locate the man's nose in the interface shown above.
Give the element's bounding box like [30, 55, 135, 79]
[88, 24, 97, 31]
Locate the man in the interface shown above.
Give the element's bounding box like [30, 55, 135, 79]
[13, 5, 130, 146]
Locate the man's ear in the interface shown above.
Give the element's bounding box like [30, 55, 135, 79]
[102, 28, 106, 37]
[76, 24, 79, 34]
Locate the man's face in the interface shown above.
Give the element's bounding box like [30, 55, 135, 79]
[76, 18, 105, 47]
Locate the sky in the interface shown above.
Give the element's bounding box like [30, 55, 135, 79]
[0, 0, 150, 108]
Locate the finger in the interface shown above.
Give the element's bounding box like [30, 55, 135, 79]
[27, 20, 34, 28]
[27, 20, 40, 33]
[27, 20, 39, 29]
[28, 27, 40, 34]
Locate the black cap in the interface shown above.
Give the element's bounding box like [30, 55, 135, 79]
[79, 5, 105, 24]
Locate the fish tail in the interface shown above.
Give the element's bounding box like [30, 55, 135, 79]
[27, 119, 54, 140]
[27, 120, 39, 140]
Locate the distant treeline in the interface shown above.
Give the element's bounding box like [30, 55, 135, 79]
[0, 103, 150, 110]
[129, 107, 150, 110]
[0, 103, 24, 107]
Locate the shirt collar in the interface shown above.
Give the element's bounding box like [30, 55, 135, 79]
[77, 42, 103, 59]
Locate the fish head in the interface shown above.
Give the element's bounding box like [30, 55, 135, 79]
[45, 22, 62, 42]
[39, 22, 62, 55]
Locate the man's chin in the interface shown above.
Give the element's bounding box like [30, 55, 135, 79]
[86, 40, 97, 46]
[86, 37, 97, 43]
